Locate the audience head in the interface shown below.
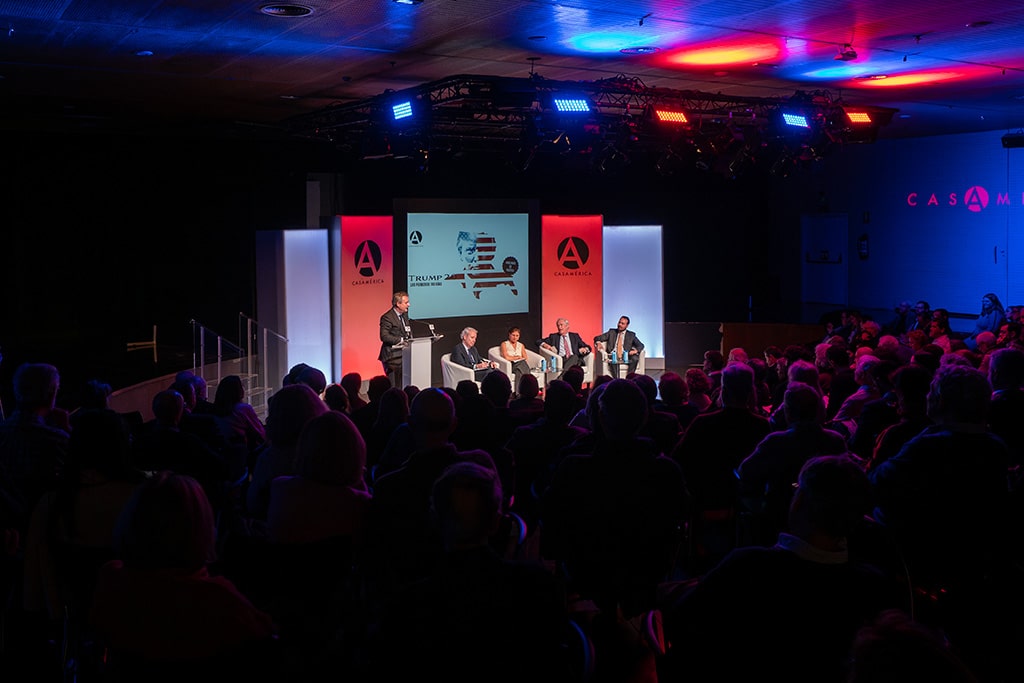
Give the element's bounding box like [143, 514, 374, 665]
[763, 345, 783, 366]
[786, 359, 821, 392]
[657, 371, 688, 407]
[981, 292, 1003, 314]
[703, 350, 724, 374]
[323, 383, 351, 413]
[684, 367, 712, 398]
[374, 387, 410, 427]
[911, 350, 940, 373]
[997, 321, 1022, 347]
[543, 379, 579, 425]
[987, 347, 1024, 392]
[151, 389, 185, 426]
[481, 369, 512, 408]
[13, 362, 61, 413]
[718, 362, 755, 409]
[168, 375, 197, 411]
[846, 608, 980, 683]
[295, 364, 327, 396]
[114, 471, 216, 572]
[367, 375, 392, 403]
[79, 379, 113, 411]
[629, 373, 659, 409]
[341, 372, 363, 400]
[852, 355, 881, 386]
[431, 461, 503, 551]
[875, 335, 900, 359]
[455, 379, 480, 402]
[926, 365, 991, 425]
[296, 410, 366, 487]
[906, 329, 929, 351]
[784, 344, 814, 364]
[891, 364, 932, 417]
[974, 330, 997, 354]
[562, 365, 585, 394]
[597, 378, 648, 442]
[789, 454, 872, 542]
[282, 362, 311, 387]
[826, 343, 851, 369]
[783, 381, 826, 425]
[212, 374, 245, 412]
[726, 347, 748, 364]
[265, 383, 329, 450]
[404, 384, 421, 404]
[409, 387, 458, 444]
[516, 372, 540, 401]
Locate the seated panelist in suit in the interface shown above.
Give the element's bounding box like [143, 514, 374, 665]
[452, 327, 497, 381]
[537, 318, 592, 375]
[594, 315, 644, 375]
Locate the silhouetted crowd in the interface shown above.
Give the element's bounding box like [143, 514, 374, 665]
[2, 313, 1024, 682]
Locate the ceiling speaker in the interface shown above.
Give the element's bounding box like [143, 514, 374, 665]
[1001, 132, 1024, 148]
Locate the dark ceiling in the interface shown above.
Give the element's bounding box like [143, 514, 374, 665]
[2, 0, 1023, 153]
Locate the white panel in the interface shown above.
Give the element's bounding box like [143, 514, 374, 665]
[602, 224, 664, 358]
[283, 229, 333, 384]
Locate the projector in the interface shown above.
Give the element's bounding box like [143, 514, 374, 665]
[1002, 132, 1024, 149]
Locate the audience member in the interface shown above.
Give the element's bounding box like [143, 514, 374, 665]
[245, 384, 328, 522]
[868, 364, 1011, 679]
[0, 363, 69, 541]
[90, 472, 277, 677]
[541, 379, 687, 619]
[266, 411, 371, 545]
[508, 372, 544, 425]
[350, 375, 392, 443]
[211, 374, 267, 476]
[865, 363, 933, 474]
[322, 383, 351, 414]
[656, 371, 699, 432]
[629, 373, 682, 456]
[505, 379, 588, 529]
[987, 346, 1024, 468]
[659, 455, 904, 683]
[683, 367, 713, 413]
[131, 390, 228, 513]
[736, 381, 848, 546]
[965, 292, 1005, 351]
[845, 608, 981, 683]
[364, 387, 497, 591]
[364, 386, 409, 475]
[367, 461, 571, 682]
[340, 372, 367, 412]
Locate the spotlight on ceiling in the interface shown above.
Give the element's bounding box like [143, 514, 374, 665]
[392, 0, 423, 4]
[834, 44, 858, 61]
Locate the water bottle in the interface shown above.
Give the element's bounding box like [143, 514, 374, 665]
[540, 358, 547, 373]
[610, 350, 618, 364]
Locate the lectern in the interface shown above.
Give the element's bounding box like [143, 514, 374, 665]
[401, 334, 443, 389]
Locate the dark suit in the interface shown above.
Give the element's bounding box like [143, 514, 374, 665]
[536, 331, 591, 373]
[379, 308, 411, 387]
[451, 343, 492, 381]
[594, 328, 644, 374]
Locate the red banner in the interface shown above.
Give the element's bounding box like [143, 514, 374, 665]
[540, 215, 603, 346]
[340, 215, 393, 380]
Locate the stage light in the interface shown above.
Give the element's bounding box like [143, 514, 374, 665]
[843, 109, 873, 124]
[551, 96, 593, 113]
[652, 108, 689, 124]
[781, 112, 810, 128]
[392, 100, 414, 121]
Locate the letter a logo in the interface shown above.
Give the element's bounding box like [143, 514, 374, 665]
[354, 240, 382, 277]
[963, 186, 989, 213]
[557, 236, 590, 270]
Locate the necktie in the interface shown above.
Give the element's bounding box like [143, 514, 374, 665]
[615, 332, 624, 358]
[561, 334, 570, 357]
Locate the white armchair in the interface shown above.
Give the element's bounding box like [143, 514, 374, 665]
[538, 346, 595, 386]
[598, 348, 647, 378]
[487, 346, 545, 378]
[441, 353, 482, 390]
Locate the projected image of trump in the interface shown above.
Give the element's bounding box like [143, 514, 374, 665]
[447, 230, 519, 300]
